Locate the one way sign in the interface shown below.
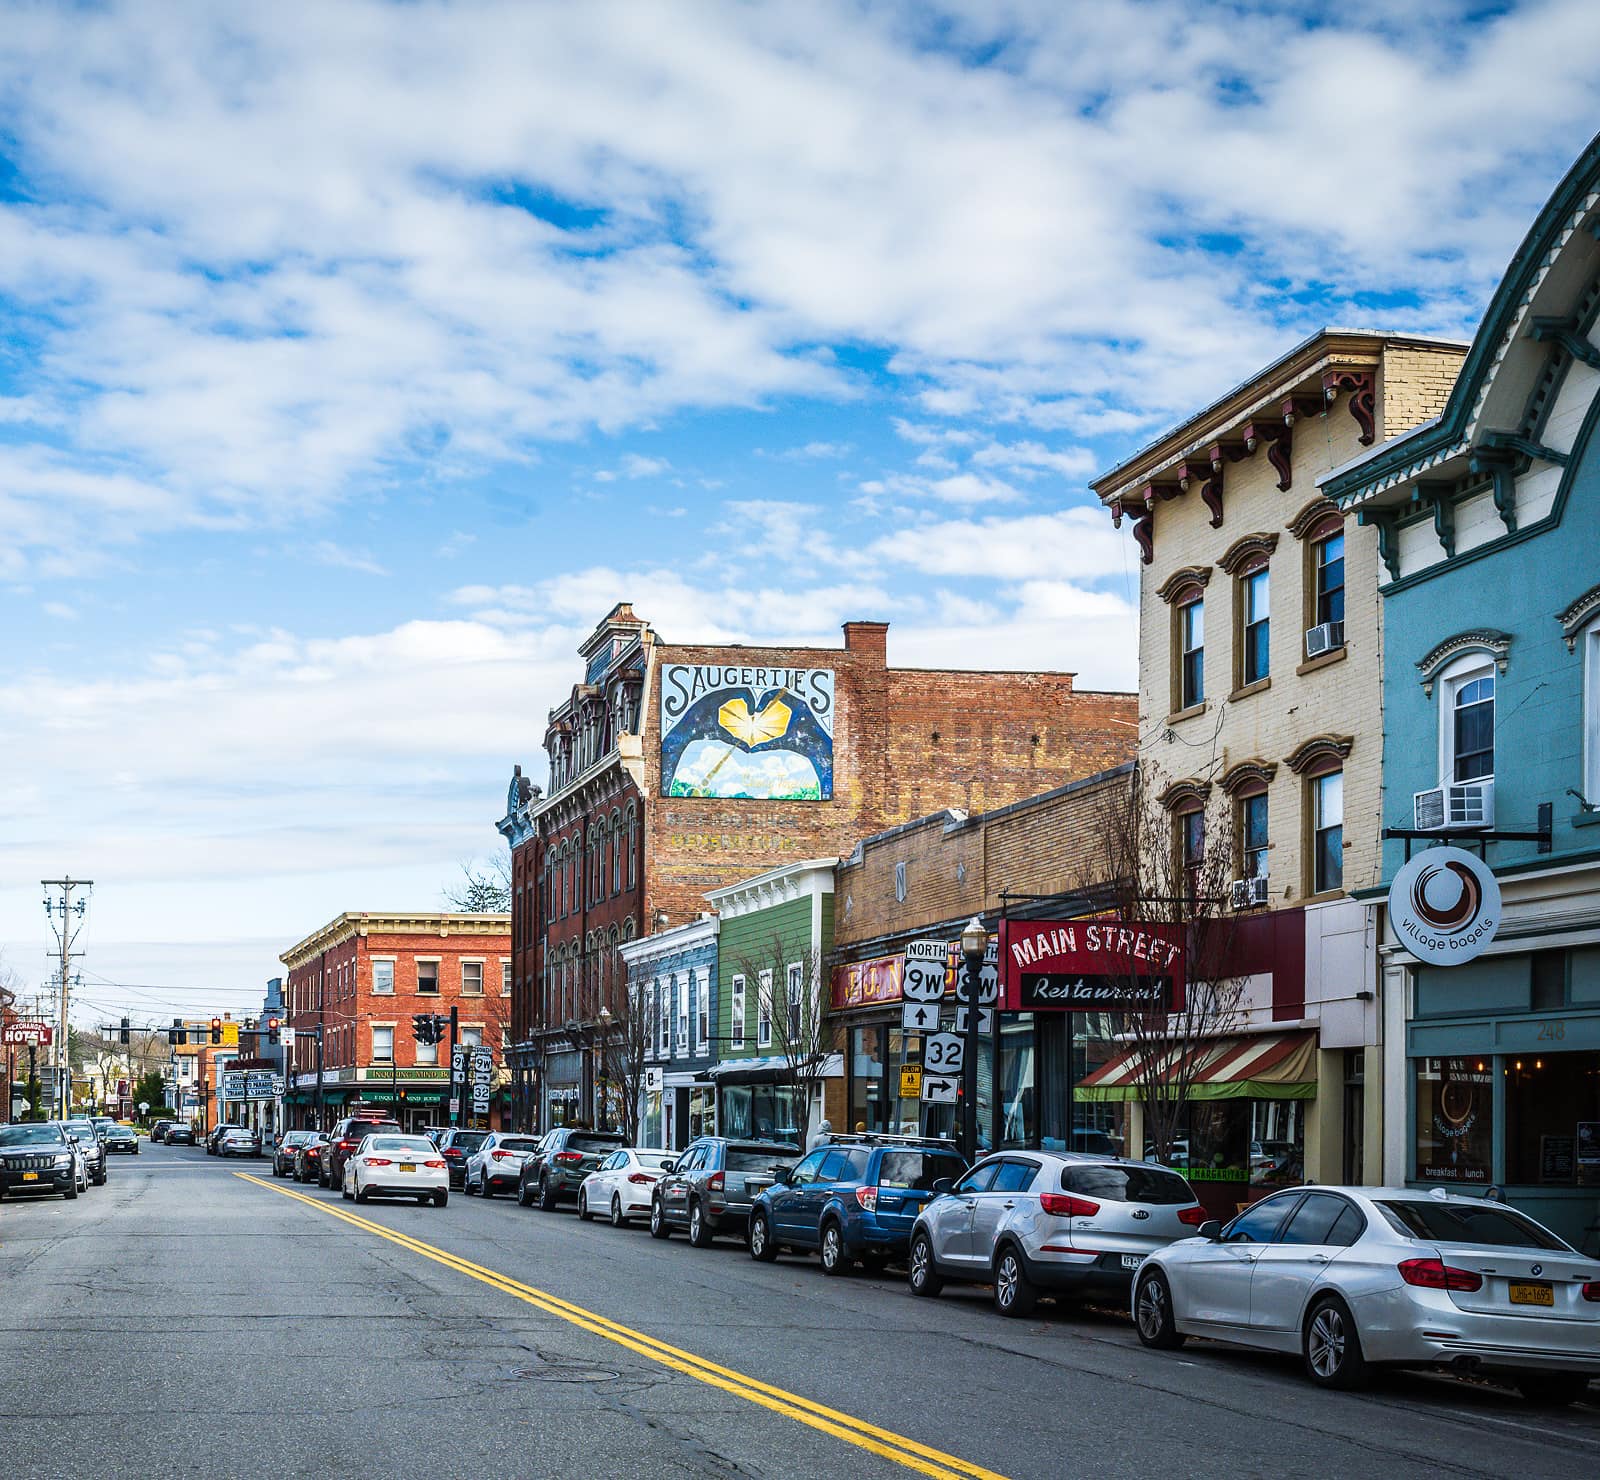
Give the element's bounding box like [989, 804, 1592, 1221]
[921, 1075, 959, 1104]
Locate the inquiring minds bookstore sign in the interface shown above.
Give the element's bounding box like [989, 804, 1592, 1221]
[999, 918, 1184, 1013]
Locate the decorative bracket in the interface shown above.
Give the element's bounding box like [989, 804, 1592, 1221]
[1481, 429, 1569, 466]
[1358, 508, 1401, 581]
[1557, 582, 1600, 651]
[1415, 629, 1512, 696]
[1417, 480, 1456, 559]
[1529, 316, 1600, 372]
[1241, 418, 1293, 491]
[1175, 456, 1225, 528]
[1133, 508, 1155, 565]
[1322, 368, 1376, 445]
[1468, 447, 1519, 532]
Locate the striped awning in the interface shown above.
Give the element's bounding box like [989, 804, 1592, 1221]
[1075, 1030, 1317, 1103]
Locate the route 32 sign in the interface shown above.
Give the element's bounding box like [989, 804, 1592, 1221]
[923, 1032, 965, 1076]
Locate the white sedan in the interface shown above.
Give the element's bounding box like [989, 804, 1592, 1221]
[1132, 1185, 1600, 1405]
[342, 1134, 449, 1207]
[578, 1148, 677, 1226]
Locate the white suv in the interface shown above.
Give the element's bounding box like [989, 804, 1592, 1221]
[907, 1151, 1206, 1316]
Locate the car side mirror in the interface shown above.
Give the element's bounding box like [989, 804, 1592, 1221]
[771, 1166, 791, 1185]
[67, 1133, 79, 1144]
[660, 1158, 676, 1173]
[1198, 1219, 1223, 1242]
[930, 1178, 954, 1196]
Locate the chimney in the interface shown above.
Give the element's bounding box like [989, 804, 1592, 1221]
[842, 621, 889, 663]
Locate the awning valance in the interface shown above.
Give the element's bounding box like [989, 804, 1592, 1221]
[705, 1054, 844, 1084]
[1075, 1030, 1317, 1103]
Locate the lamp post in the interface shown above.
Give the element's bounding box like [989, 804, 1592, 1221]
[596, 1005, 612, 1132]
[959, 917, 987, 1165]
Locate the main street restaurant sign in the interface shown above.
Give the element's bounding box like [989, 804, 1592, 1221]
[999, 919, 1184, 1013]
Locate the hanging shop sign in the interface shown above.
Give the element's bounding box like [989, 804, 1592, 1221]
[998, 918, 1183, 1012]
[1387, 846, 1500, 966]
[1, 1020, 53, 1046]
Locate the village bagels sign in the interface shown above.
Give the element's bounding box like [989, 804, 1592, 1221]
[999, 918, 1184, 1013]
[1387, 846, 1501, 966]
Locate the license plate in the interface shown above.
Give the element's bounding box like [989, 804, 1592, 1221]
[400, 1163, 415, 1173]
[1509, 1281, 1554, 1307]
[22, 1171, 38, 1182]
[1121, 1254, 1144, 1270]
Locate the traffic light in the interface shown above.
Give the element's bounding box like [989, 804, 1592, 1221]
[169, 1017, 186, 1046]
[119, 1017, 130, 1045]
[412, 1013, 438, 1045]
[210, 1017, 222, 1045]
[267, 1017, 281, 1045]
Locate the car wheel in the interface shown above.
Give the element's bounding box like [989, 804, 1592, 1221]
[342, 1180, 353, 1201]
[688, 1199, 714, 1248]
[482, 1178, 496, 1200]
[1134, 1269, 1185, 1349]
[132, 1145, 139, 1155]
[517, 1176, 534, 1208]
[650, 1196, 671, 1239]
[1303, 1296, 1367, 1389]
[749, 1210, 779, 1262]
[1515, 1373, 1592, 1408]
[610, 1194, 627, 1229]
[64, 1179, 78, 1200]
[433, 1190, 448, 1208]
[577, 1188, 592, 1221]
[992, 1246, 1037, 1318]
[538, 1174, 558, 1212]
[907, 1231, 942, 1298]
[820, 1222, 852, 1277]
[356, 1184, 371, 1205]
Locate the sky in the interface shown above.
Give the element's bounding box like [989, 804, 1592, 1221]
[1, 0, 1597, 1025]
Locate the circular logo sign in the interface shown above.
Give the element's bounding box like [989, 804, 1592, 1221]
[1387, 846, 1500, 965]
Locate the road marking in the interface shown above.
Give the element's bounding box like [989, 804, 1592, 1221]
[235, 1172, 1006, 1480]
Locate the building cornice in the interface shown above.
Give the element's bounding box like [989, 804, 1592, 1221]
[705, 859, 838, 920]
[280, 912, 510, 969]
[617, 915, 719, 966]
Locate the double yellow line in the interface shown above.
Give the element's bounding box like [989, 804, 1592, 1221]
[235, 1173, 1006, 1480]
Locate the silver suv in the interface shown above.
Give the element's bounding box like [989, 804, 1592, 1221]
[907, 1151, 1206, 1316]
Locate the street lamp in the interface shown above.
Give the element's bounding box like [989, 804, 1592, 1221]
[596, 1006, 613, 1131]
[959, 916, 987, 1165]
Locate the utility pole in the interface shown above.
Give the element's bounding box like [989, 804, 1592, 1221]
[42, 877, 92, 1119]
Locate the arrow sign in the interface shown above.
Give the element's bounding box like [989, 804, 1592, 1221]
[953, 1007, 994, 1036]
[921, 1075, 959, 1104]
[901, 1001, 939, 1032]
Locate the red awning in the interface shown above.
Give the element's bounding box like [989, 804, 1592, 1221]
[1075, 1030, 1318, 1102]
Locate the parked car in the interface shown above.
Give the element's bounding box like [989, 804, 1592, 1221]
[651, 1137, 802, 1246]
[61, 1119, 109, 1186]
[1132, 1185, 1600, 1403]
[750, 1135, 967, 1274]
[908, 1152, 1205, 1316]
[205, 1123, 231, 1155]
[465, 1132, 543, 1197]
[341, 1133, 448, 1206]
[578, 1148, 678, 1226]
[293, 1133, 330, 1183]
[0, 1122, 85, 1199]
[102, 1124, 139, 1155]
[218, 1126, 262, 1158]
[150, 1119, 175, 1143]
[323, 1116, 403, 1188]
[518, 1127, 628, 1211]
[435, 1128, 488, 1190]
[166, 1123, 196, 1146]
[273, 1130, 319, 1177]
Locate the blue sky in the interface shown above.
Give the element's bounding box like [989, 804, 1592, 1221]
[1, 0, 1597, 1021]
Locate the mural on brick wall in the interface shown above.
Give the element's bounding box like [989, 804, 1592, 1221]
[659, 664, 834, 800]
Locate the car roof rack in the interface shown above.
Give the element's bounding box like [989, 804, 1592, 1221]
[826, 1131, 960, 1149]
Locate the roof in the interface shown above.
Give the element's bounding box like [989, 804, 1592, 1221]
[279, 911, 510, 969]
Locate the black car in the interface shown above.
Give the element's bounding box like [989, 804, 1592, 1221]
[166, 1123, 196, 1145]
[0, 1122, 83, 1199]
[517, 1127, 626, 1210]
[293, 1133, 330, 1183]
[150, 1119, 175, 1143]
[651, 1137, 802, 1245]
[435, 1128, 489, 1190]
[323, 1117, 403, 1188]
[61, 1119, 109, 1186]
[273, 1129, 320, 1177]
[102, 1124, 139, 1155]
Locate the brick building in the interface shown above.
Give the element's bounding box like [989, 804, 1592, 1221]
[279, 912, 511, 1133]
[498, 604, 1136, 1131]
[1089, 327, 1469, 1195]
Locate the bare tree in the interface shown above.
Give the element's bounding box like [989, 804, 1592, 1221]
[734, 935, 835, 1147]
[599, 973, 651, 1144]
[442, 856, 512, 913]
[1075, 764, 1247, 1167]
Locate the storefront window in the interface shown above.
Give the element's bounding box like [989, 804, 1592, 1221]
[687, 1086, 715, 1140]
[850, 1025, 887, 1133]
[643, 1089, 663, 1148]
[720, 1083, 802, 1141]
[1414, 1057, 1494, 1183]
[998, 1014, 1035, 1149]
[1505, 1051, 1599, 1186]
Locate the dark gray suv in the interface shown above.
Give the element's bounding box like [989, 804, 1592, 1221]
[650, 1137, 801, 1247]
[517, 1127, 626, 1210]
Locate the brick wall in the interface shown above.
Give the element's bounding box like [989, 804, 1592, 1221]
[1377, 343, 1468, 441]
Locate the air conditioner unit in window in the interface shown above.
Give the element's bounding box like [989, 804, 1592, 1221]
[1230, 875, 1269, 910]
[1413, 779, 1495, 831]
[1305, 621, 1345, 658]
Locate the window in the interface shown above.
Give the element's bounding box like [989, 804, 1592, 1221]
[1585, 620, 1600, 801]
[1505, 1049, 1598, 1185]
[501, 960, 511, 996]
[460, 1026, 482, 1048]
[991, 1160, 1039, 1194]
[789, 1149, 827, 1184]
[461, 961, 484, 996]
[1177, 592, 1204, 709]
[612, 811, 623, 893]
[1313, 529, 1345, 629]
[786, 962, 804, 1041]
[1240, 565, 1269, 685]
[372, 960, 394, 995]
[1310, 769, 1343, 893]
[730, 973, 746, 1050]
[756, 970, 773, 1048]
[416, 1038, 438, 1067]
[1413, 1057, 1493, 1184]
[657, 979, 670, 1056]
[1223, 1195, 1294, 1244]
[1176, 805, 1205, 900]
[417, 959, 439, 995]
[1239, 791, 1268, 880]
[1450, 671, 1495, 781]
[372, 1026, 394, 1063]
[676, 974, 688, 1057]
[953, 1162, 999, 1195]
[1279, 1192, 1362, 1247]
[697, 971, 710, 1051]
[626, 806, 638, 889]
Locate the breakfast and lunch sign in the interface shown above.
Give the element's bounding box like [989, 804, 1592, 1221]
[998, 918, 1184, 1013]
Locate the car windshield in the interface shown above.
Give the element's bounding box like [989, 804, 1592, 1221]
[878, 1150, 965, 1190]
[0, 1125, 65, 1147]
[64, 1122, 98, 1139]
[367, 1137, 433, 1153]
[1061, 1164, 1195, 1205]
[566, 1135, 625, 1154]
[1377, 1199, 1570, 1251]
[727, 1146, 798, 1171]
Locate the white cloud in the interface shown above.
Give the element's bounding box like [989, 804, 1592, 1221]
[308, 540, 388, 576]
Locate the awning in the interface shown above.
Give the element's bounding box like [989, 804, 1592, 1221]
[705, 1054, 844, 1084]
[1075, 1030, 1317, 1103]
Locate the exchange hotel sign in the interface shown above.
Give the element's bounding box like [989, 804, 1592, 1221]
[999, 918, 1184, 1012]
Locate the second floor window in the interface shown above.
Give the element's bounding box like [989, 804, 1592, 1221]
[697, 973, 710, 1051]
[416, 1038, 438, 1066]
[372, 1026, 393, 1063]
[657, 980, 670, 1056]
[1241, 567, 1269, 685]
[372, 960, 394, 995]
[1179, 594, 1204, 708]
[461, 962, 483, 995]
[676, 975, 689, 1055]
[731, 974, 746, 1050]
[1177, 807, 1205, 901]
[1314, 530, 1345, 629]
[1451, 673, 1495, 781]
[417, 960, 439, 995]
[787, 963, 804, 1040]
[1240, 792, 1268, 879]
[757, 970, 773, 1048]
[1311, 770, 1344, 893]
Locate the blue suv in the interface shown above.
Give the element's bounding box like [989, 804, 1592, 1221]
[748, 1135, 966, 1275]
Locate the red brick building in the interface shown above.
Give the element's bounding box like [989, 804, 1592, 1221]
[280, 912, 511, 1133]
[498, 604, 1136, 1130]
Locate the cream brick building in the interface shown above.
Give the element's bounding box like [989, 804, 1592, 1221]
[1091, 329, 1466, 1190]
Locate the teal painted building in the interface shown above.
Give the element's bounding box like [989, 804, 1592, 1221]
[1325, 134, 1600, 1249]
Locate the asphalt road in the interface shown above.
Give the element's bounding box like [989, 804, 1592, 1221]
[2, 1142, 1597, 1480]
